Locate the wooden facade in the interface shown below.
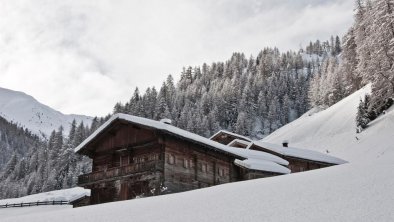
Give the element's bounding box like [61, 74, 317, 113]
[76, 118, 280, 206]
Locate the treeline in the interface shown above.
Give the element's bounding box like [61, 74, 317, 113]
[114, 38, 342, 138]
[355, 0, 394, 130]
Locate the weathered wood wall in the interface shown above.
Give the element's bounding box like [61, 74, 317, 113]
[237, 168, 280, 180]
[161, 135, 237, 193]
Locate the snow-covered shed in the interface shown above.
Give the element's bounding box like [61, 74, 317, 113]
[74, 114, 289, 205]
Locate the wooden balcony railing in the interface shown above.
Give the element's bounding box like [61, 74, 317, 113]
[78, 160, 164, 185]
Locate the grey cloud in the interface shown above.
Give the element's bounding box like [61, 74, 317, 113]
[0, 0, 354, 116]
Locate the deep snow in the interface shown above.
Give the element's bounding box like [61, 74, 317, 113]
[1, 158, 393, 222]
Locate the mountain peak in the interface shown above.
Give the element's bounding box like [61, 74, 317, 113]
[0, 86, 92, 137]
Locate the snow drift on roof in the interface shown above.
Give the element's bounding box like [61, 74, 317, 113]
[227, 146, 288, 166]
[234, 159, 291, 174]
[0, 187, 90, 205]
[250, 141, 347, 165]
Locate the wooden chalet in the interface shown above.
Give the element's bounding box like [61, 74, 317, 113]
[210, 130, 252, 145]
[75, 114, 290, 205]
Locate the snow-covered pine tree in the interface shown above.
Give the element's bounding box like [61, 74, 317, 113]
[356, 95, 371, 131]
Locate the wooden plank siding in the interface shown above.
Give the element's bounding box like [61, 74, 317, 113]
[161, 136, 234, 193]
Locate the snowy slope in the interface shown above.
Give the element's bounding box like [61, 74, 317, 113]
[0, 87, 92, 137]
[263, 84, 394, 162]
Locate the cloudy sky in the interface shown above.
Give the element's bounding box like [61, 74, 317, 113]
[0, 0, 354, 116]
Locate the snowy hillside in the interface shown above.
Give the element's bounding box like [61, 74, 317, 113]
[263, 84, 394, 163]
[0, 87, 92, 137]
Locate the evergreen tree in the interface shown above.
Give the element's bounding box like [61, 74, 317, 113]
[356, 95, 371, 131]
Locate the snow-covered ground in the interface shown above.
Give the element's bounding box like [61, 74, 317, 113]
[0, 87, 92, 137]
[263, 84, 394, 163]
[1, 85, 393, 221]
[1, 158, 393, 222]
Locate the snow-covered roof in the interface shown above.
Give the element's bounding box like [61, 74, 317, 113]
[249, 141, 347, 165]
[75, 114, 236, 158]
[234, 159, 290, 174]
[69, 193, 90, 203]
[227, 139, 251, 147]
[74, 114, 289, 174]
[209, 130, 252, 142]
[0, 187, 90, 205]
[227, 146, 288, 166]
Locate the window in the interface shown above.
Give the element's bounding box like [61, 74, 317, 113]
[201, 163, 207, 172]
[218, 168, 225, 177]
[168, 154, 175, 165]
[149, 154, 159, 161]
[183, 159, 193, 168]
[183, 159, 189, 168]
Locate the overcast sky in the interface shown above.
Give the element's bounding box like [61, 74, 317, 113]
[0, 0, 354, 116]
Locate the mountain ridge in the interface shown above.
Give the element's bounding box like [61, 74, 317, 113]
[0, 86, 92, 137]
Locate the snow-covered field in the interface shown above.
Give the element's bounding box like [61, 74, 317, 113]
[1, 85, 393, 221]
[0, 87, 92, 136]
